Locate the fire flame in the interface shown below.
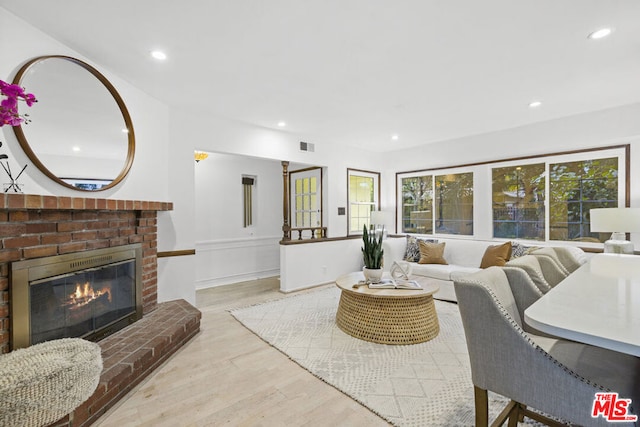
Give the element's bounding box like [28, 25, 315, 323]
[68, 282, 112, 307]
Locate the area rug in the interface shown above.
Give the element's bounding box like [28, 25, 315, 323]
[230, 286, 535, 426]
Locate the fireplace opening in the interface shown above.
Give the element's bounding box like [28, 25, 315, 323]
[11, 244, 142, 349]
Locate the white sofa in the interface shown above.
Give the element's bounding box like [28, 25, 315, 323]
[383, 237, 497, 302]
[382, 236, 588, 302]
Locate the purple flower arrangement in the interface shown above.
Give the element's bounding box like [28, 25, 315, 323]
[0, 79, 37, 192]
[0, 79, 37, 127]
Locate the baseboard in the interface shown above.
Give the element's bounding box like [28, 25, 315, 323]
[279, 280, 334, 293]
[195, 269, 280, 290]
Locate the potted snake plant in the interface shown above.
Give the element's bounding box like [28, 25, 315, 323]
[362, 224, 384, 283]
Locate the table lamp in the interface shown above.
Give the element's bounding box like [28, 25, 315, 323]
[589, 207, 640, 254]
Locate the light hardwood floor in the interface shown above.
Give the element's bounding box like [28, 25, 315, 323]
[93, 277, 390, 427]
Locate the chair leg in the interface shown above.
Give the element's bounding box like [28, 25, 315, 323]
[507, 403, 520, 427]
[474, 386, 489, 427]
[492, 399, 518, 427]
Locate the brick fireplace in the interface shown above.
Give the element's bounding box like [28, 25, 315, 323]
[0, 193, 201, 426]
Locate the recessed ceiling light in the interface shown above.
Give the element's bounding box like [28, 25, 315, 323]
[391, 134, 399, 141]
[72, 146, 81, 152]
[121, 128, 129, 133]
[150, 50, 167, 60]
[588, 28, 612, 40]
[277, 121, 286, 127]
[529, 101, 542, 108]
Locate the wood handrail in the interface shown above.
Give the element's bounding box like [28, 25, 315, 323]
[280, 234, 360, 245]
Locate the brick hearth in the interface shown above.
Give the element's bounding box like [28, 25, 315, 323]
[0, 193, 201, 426]
[50, 299, 201, 427]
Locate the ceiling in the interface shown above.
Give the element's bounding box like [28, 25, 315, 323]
[2, 0, 640, 152]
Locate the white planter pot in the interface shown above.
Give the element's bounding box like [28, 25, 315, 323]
[363, 267, 383, 283]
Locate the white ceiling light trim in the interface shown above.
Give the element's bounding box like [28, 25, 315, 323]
[150, 50, 167, 60]
[588, 28, 613, 40]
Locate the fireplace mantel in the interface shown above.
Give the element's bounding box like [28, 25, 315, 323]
[0, 193, 173, 212]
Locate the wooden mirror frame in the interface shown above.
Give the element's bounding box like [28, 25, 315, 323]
[11, 55, 135, 192]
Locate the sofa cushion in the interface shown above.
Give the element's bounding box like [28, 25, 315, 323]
[412, 263, 480, 281]
[418, 241, 448, 265]
[412, 264, 456, 281]
[480, 241, 512, 268]
[442, 239, 495, 268]
[450, 267, 482, 281]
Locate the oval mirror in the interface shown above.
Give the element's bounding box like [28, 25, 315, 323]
[12, 55, 135, 191]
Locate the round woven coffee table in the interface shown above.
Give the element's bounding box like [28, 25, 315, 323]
[335, 272, 440, 345]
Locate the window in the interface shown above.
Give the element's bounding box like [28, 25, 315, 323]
[396, 145, 627, 244]
[397, 172, 474, 236]
[549, 157, 618, 243]
[348, 169, 380, 234]
[401, 175, 433, 233]
[434, 173, 473, 235]
[492, 163, 545, 240]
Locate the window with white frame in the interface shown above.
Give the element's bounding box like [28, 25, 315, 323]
[548, 156, 619, 242]
[401, 175, 433, 233]
[399, 172, 474, 236]
[348, 169, 380, 235]
[397, 145, 627, 244]
[435, 172, 474, 235]
[492, 163, 546, 240]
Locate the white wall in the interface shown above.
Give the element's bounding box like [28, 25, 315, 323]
[194, 153, 282, 288]
[381, 103, 640, 246]
[280, 238, 363, 292]
[156, 116, 196, 304]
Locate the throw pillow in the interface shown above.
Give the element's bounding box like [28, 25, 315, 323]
[404, 236, 438, 262]
[511, 241, 541, 260]
[480, 242, 513, 268]
[404, 236, 420, 262]
[418, 241, 448, 265]
[510, 242, 530, 259]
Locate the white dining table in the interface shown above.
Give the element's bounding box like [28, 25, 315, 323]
[524, 253, 640, 357]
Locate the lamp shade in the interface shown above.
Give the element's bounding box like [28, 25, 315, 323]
[590, 208, 640, 232]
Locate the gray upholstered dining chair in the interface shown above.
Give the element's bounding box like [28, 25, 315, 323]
[550, 246, 585, 273]
[506, 254, 566, 292]
[454, 267, 640, 427]
[529, 247, 570, 275]
[501, 266, 543, 331]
